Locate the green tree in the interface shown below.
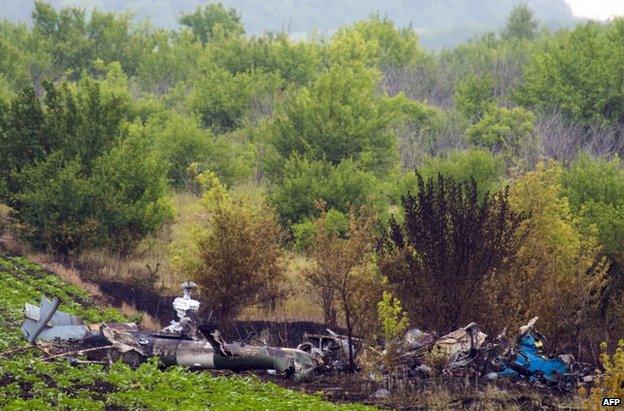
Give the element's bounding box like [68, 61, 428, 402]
[563, 154, 624, 264]
[32, 1, 93, 79]
[14, 155, 97, 255]
[266, 65, 425, 178]
[0, 87, 45, 195]
[179, 3, 244, 44]
[90, 123, 171, 253]
[187, 68, 279, 132]
[136, 30, 202, 95]
[203, 33, 320, 85]
[466, 105, 539, 167]
[454, 74, 497, 121]
[517, 20, 624, 126]
[502, 4, 539, 41]
[485, 163, 606, 348]
[270, 156, 382, 226]
[393, 149, 505, 201]
[0, 79, 170, 255]
[330, 15, 426, 67]
[147, 113, 253, 188]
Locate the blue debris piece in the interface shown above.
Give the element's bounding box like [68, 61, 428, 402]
[498, 331, 569, 383]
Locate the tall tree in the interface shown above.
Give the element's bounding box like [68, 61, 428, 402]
[502, 4, 539, 41]
[179, 3, 244, 44]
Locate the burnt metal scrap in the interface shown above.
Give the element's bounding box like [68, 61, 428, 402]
[22, 283, 322, 382]
[373, 317, 597, 392]
[20, 284, 597, 391]
[297, 329, 357, 372]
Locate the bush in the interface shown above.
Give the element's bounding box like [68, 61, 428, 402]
[147, 113, 253, 188]
[293, 208, 348, 252]
[585, 340, 624, 408]
[175, 173, 284, 325]
[516, 19, 624, 126]
[90, 124, 172, 253]
[179, 3, 244, 44]
[563, 154, 624, 264]
[304, 208, 381, 369]
[454, 74, 496, 121]
[466, 105, 539, 168]
[392, 149, 505, 201]
[379, 173, 523, 331]
[484, 163, 607, 350]
[377, 291, 409, 365]
[270, 156, 383, 226]
[0, 79, 170, 255]
[329, 15, 427, 68]
[187, 68, 279, 132]
[265, 64, 426, 177]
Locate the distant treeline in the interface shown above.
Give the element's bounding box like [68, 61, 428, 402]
[1, 0, 576, 48]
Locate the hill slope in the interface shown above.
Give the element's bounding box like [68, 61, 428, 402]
[1, 0, 575, 48]
[0, 249, 373, 410]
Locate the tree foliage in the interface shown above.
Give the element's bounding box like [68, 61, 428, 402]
[177, 173, 284, 325]
[485, 163, 607, 349]
[265, 64, 429, 178]
[179, 3, 244, 44]
[517, 19, 624, 126]
[330, 15, 427, 67]
[467, 105, 539, 167]
[563, 154, 624, 264]
[379, 173, 523, 331]
[269, 156, 383, 226]
[502, 5, 539, 41]
[0, 79, 170, 255]
[304, 207, 381, 370]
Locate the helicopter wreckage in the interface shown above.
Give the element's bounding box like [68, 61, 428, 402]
[21, 282, 599, 390]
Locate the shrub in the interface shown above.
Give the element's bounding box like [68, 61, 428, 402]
[466, 105, 539, 168]
[187, 68, 279, 132]
[484, 163, 607, 350]
[454, 74, 496, 121]
[179, 3, 244, 44]
[379, 173, 523, 331]
[516, 20, 624, 126]
[270, 156, 383, 226]
[377, 291, 409, 368]
[175, 173, 284, 325]
[585, 340, 624, 408]
[0, 79, 170, 255]
[304, 207, 381, 370]
[392, 149, 505, 202]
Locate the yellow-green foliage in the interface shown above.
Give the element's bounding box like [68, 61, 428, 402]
[466, 105, 539, 168]
[585, 340, 624, 409]
[329, 15, 426, 68]
[485, 162, 607, 348]
[377, 291, 409, 344]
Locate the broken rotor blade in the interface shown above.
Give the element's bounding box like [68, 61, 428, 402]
[22, 296, 60, 345]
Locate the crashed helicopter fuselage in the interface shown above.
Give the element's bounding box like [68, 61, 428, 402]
[21, 283, 321, 381]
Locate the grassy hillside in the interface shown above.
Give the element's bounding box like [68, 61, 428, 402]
[0, 249, 373, 410]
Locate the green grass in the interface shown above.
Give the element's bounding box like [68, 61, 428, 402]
[0, 249, 374, 410]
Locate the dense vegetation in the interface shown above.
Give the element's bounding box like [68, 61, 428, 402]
[1, 1, 624, 406]
[1, 0, 576, 48]
[0, 250, 372, 410]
